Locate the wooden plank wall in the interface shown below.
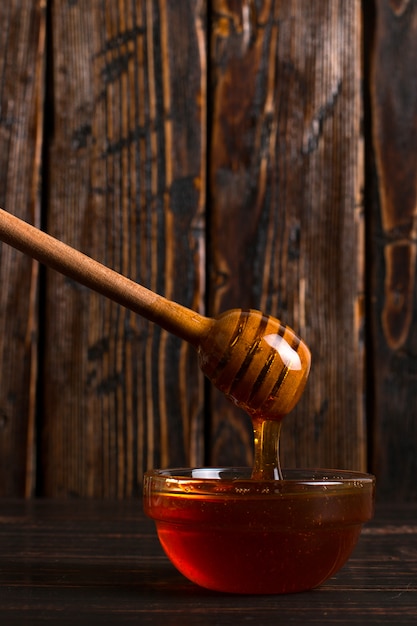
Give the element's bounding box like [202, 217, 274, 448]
[0, 0, 415, 501]
[0, 1, 45, 497]
[368, 0, 417, 500]
[40, 0, 207, 497]
[209, 0, 365, 476]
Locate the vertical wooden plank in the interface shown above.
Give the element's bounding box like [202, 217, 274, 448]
[369, 0, 417, 500]
[0, 1, 45, 496]
[41, 0, 207, 497]
[209, 1, 366, 471]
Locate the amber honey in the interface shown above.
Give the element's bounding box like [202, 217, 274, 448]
[143, 468, 375, 594]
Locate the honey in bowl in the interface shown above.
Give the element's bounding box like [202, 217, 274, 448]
[143, 467, 375, 594]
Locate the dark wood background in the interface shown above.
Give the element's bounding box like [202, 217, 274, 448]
[0, 0, 415, 501]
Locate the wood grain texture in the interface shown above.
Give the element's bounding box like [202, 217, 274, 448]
[0, 1, 416, 501]
[0, 0, 45, 496]
[369, 0, 417, 500]
[40, 0, 207, 497]
[208, 0, 366, 472]
[1, 499, 416, 624]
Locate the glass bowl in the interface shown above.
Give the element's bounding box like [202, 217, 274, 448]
[143, 467, 375, 594]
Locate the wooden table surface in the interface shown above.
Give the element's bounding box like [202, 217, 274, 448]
[0, 498, 416, 625]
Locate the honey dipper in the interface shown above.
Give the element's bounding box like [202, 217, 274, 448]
[0, 208, 310, 422]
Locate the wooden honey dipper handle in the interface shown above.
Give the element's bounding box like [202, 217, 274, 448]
[0, 208, 212, 346]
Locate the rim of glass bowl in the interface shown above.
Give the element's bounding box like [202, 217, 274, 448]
[144, 467, 375, 498]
